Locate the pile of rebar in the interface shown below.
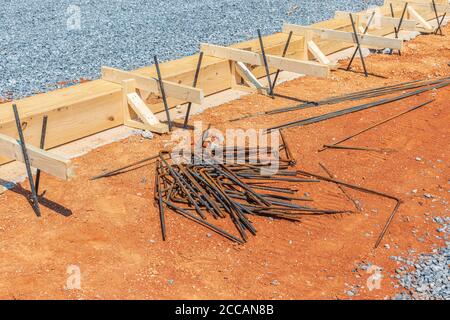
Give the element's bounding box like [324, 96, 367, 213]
[154, 149, 348, 243]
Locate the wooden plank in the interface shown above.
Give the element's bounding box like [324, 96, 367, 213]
[234, 62, 267, 92]
[200, 43, 329, 78]
[385, 0, 447, 4]
[124, 119, 169, 134]
[407, 6, 434, 30]
[385, 0, 450, 14]
[0, 84, 123, 166]
[334, 11, 417, 31]
[122, 79, 136, 124]
[0, 133, 74, 180]
[283, 24, 404, 50]
[307, 40, 331, 65]
[102, 66, 204, 104]
[127, 93, 161, 126]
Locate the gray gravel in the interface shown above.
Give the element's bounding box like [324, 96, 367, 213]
[0, 0, 383, 100]
[393, 217, 450, 300]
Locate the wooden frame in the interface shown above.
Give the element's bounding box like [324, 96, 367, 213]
[102, 66, 204, 104]
[0, 132, 74, 180]
[306, 40, 338, 70]
[0, 1, 442, 169]
[407, 6, 435, 31]
[334, 11, 417, 31]
[231, 62, 267, 94]
[385, 0, 450, 14]
[200, 43, 330, 78]
[283, 24, 404, 50]
[122, 79, 169, 134]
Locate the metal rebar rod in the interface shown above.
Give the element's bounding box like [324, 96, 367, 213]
[12, 104, 41, 217]
[389, 3, 399, 40]
[297, 169, 402, 249]
[154, 55, 173, 131]
[271, 31, 293, 92]
[435, 12, 446, 35]
[230, 77, 449, 122]
[257, 29, 274, 97]
[163, 200, 244, 244]
[319, 163, 361, 212]
[347, 11, 375, 69]
[349, 13, 368, 77]
[321, 99, 434, 151]
[35, 115, 48, 195]
[393, 2, 408, 55]
[266, 80, 449, 132]
[155, 161, 167, 241]
[183, 52, 204, 129]
[279, 129, 295, 166]
[432, 0, 443, 35]
[321, 145, 387, 153]
[91, 154, 159, 180]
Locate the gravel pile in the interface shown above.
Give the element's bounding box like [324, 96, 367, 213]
[0, 0, 383, 100]
[393, 217, 450, 300]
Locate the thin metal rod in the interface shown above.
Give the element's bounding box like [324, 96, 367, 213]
[435, 12, 446, 35]
[91, 154, 159, 180]
[347, 11, 375, 69]
[155, 161, 167, 241]
[389, 3, 398, 40]
[321, 99, 434, 151]
[35, 115, 48, 195]
[391, 2, 408, 55]
[349, 13, 368, 77]
[230, 77, 449, 122]
[183, 52, 204, 129]
[271, 31, 293, 92]
[319, 163, 361, 212]
[154, 55, 173, 131]
[266, 80, 449, 132]
[432, 0, 443, 35]
[257, 29, 274, 97]
[297, 169, 402, 249]
[12, 104, 41, 217]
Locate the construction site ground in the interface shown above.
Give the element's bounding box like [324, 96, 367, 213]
[0, 25, 449, 300]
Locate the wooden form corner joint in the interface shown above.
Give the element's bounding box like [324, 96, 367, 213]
[121, 79, 169, 134]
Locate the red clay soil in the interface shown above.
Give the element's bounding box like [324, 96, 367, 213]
[0, 27, 449, 300]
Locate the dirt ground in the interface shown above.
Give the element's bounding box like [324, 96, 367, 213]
[0, 26, 449, 300]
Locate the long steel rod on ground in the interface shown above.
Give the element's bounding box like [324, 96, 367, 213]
[183, 52, 204, 129]
[349, 13, 368, 77]
[347, 11, 375, 70]
[319, 163, 361, 212]
[12, 104, 41, 217]
[154, 55, 173, 132]
[320, 99, 434, 152]
[266, 80, 449, 132]
[231, 76, 449, 122]
[91, 154, 159, 180]
[297, 168, 402, 249]
[271, 31, 293, 92]
[257, 29, 274, 97]
[35, 115, 48, 196]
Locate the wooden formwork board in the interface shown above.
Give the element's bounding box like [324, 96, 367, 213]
[0, 4, 444, 166]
